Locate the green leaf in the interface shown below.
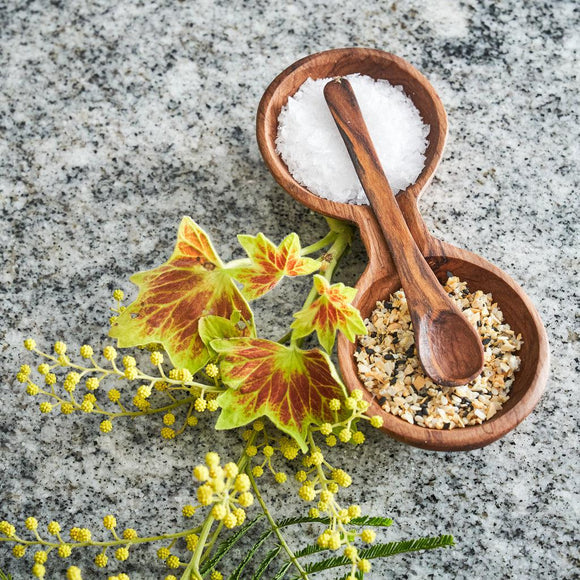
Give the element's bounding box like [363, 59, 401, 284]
[198, 313, 255, 359]
[109, 217, 253, 373]
[228, 232, 320, 300]
[293, 542, 328, 559]
[349, 515, 393, 527]
[291, 275, 366, 353]
[212, 338, 347, 452]
[252, 544, 282, 580]
[228, 527, 274, 580]
[200, 514, 264, 574]
[301, 535, 455, 574]
[0, 569, 12, 580]
[272, 559, 293, 580]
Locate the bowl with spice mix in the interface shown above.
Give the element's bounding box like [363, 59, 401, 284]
[257, 47, 549, 451]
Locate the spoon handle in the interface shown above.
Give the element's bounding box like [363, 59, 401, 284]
[324, 78, 483, 386]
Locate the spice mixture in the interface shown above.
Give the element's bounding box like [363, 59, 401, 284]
[355, 277, 522, 429]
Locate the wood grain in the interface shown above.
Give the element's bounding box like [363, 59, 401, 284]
[256, 48, 549, 451]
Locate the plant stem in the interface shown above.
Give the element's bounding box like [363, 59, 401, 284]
[248, 469, 309, 580]
[300, 231, 338, 256]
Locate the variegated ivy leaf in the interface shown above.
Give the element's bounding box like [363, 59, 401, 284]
[212, 338, 347, 451]
[198, 312, 256, 359]
[228, 232, 320, 300]
[109, 217, 253, 373]
[291, 275, 367, 353]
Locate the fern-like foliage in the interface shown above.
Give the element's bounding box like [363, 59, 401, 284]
[0, 569, 12, 580]
[251, 544, 282, 580]
[300, 535, 456, 575]
[200, 514, 264, 574]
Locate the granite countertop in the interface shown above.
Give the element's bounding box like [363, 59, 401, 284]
[1, 1, 578, 578]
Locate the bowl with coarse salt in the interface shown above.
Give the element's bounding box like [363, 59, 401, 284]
[257, 47, 549, 451]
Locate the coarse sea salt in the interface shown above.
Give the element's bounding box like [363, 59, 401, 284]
[276, 73, 430, 205]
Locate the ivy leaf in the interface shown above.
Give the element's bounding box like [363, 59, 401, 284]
[212, 338, 347, 451]
[109, 217, 253, 373]
[228, 233, 320, 300]
[198, 313, 256, 359]
[291, 275, 367, 353]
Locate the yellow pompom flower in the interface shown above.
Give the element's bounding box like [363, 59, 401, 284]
[344, 397, 357, 410]
[252, 420, 264, 431]
[103, 346, 117, 361]
[328, 532, 341, 550]
[339, 428, 352, 442]
[332, 469, 352, 488]
[252, 465, 263, 477]
[352, 431, 365, 445]
[34, 551, 48, 564]
[58, 544, 72, 558]
[348, 505, 361, 518]
[187, 416, 199, 427]
[197, 484, 213, 506]
[54, 341, 67, 355]
[182, 505, 196, 518]
[207, 399, 219, 412]
[32, 563, 46, 578]
[308, 507, 320, 518]
[205, 363, 219, 378]
[298, 485, 316, 502]
[80, 400, 94, 413]
[47, 521, 61, 535]
[163, 413, 175, 426]
[26, 383, 40, 396]
[361, 529, 376, 543]
[344, 544, 358, 561]
[67, 565, 83, 580]
[194, 397, 207, 412]
[275, 472, 287, 484]
[193, 465, 209, 481]
[320, 423, 333, 435]
[223, 462, 239, 479]
[24, 338, 37, 350]
[124, 367, 138, 380]
[166, 555, 180, 569]
[122, 355, 136, 369]
[150, 351, 164, 366]
[370, 415, 383, 428]
[25, 516, 38, 530]
[165, 576, 177, 580]
[122, 528, 138, 540]
[233, 508, 246, 525]
[44, 373, 56, 386]
[37, 363, 50, 375]
[351, 389, 363, 401]
[211, 504, 227, 520]
[326, 435, 337, 447]
[245, 445, 258, 457]
[157, 547, 170, 560]
[113, 289, 124, 301]
[115, 547, 129, 561]
[80, 345, 94, 359]
[185, 534, 199, 551]
[100, 420, 113, 433]
[237, 492, 253, 508]
[85, 377, 99, 391]
[263, 445, 274, 458]
[12, 544, 26, 558]
[329, 398, 341, 411]
[95, 553, 108, 567]
[108, 389, 121, 402]
[234, 474, 250, 492]
[211, 571, 223, 580]
[223, 513, 237, 529]
[103, 515, 117, 529]
[39, 402, 52, 414]
[357, 559, 371, 573]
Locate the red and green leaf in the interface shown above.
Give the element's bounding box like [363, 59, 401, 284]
[198, 312, 255, 359]
[212, 338, 347, 451]
[291, 275, 367, 353]
[228, 233, 320, 300]
[109, 217, 253, 373]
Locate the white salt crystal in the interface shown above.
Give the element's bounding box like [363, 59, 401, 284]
[276, 74, 430, 205]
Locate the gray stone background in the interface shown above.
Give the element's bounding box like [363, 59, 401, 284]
[1, 0, 578, 578]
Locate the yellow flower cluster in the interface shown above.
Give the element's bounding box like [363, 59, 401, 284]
[191, 452, 252, 529]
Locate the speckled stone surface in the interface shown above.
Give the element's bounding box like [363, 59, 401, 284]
[1, 1, 578, 578]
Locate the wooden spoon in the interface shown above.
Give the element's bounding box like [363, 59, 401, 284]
[323, 77, 484, 387]
[256, 48, 549, 450]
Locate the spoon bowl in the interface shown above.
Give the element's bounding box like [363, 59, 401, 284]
[256, 48, 549, 451]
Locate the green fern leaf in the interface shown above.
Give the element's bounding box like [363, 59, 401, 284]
[349, 515, 393, 527]
[252, 544, 282, 580]
[293, 543, 328, 559]
[228, 527, 274, 580]
[302, 535, 455, 574]
[0, 570, 12, 580]
[271, 559, 293, 580]
[275, 515, 330, 527]
[200, 514, 264, 574]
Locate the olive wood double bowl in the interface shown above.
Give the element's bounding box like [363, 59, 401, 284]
[256, 48, 549, 451]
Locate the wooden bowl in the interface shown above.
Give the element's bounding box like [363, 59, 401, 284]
[256, 48, 549, 451]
